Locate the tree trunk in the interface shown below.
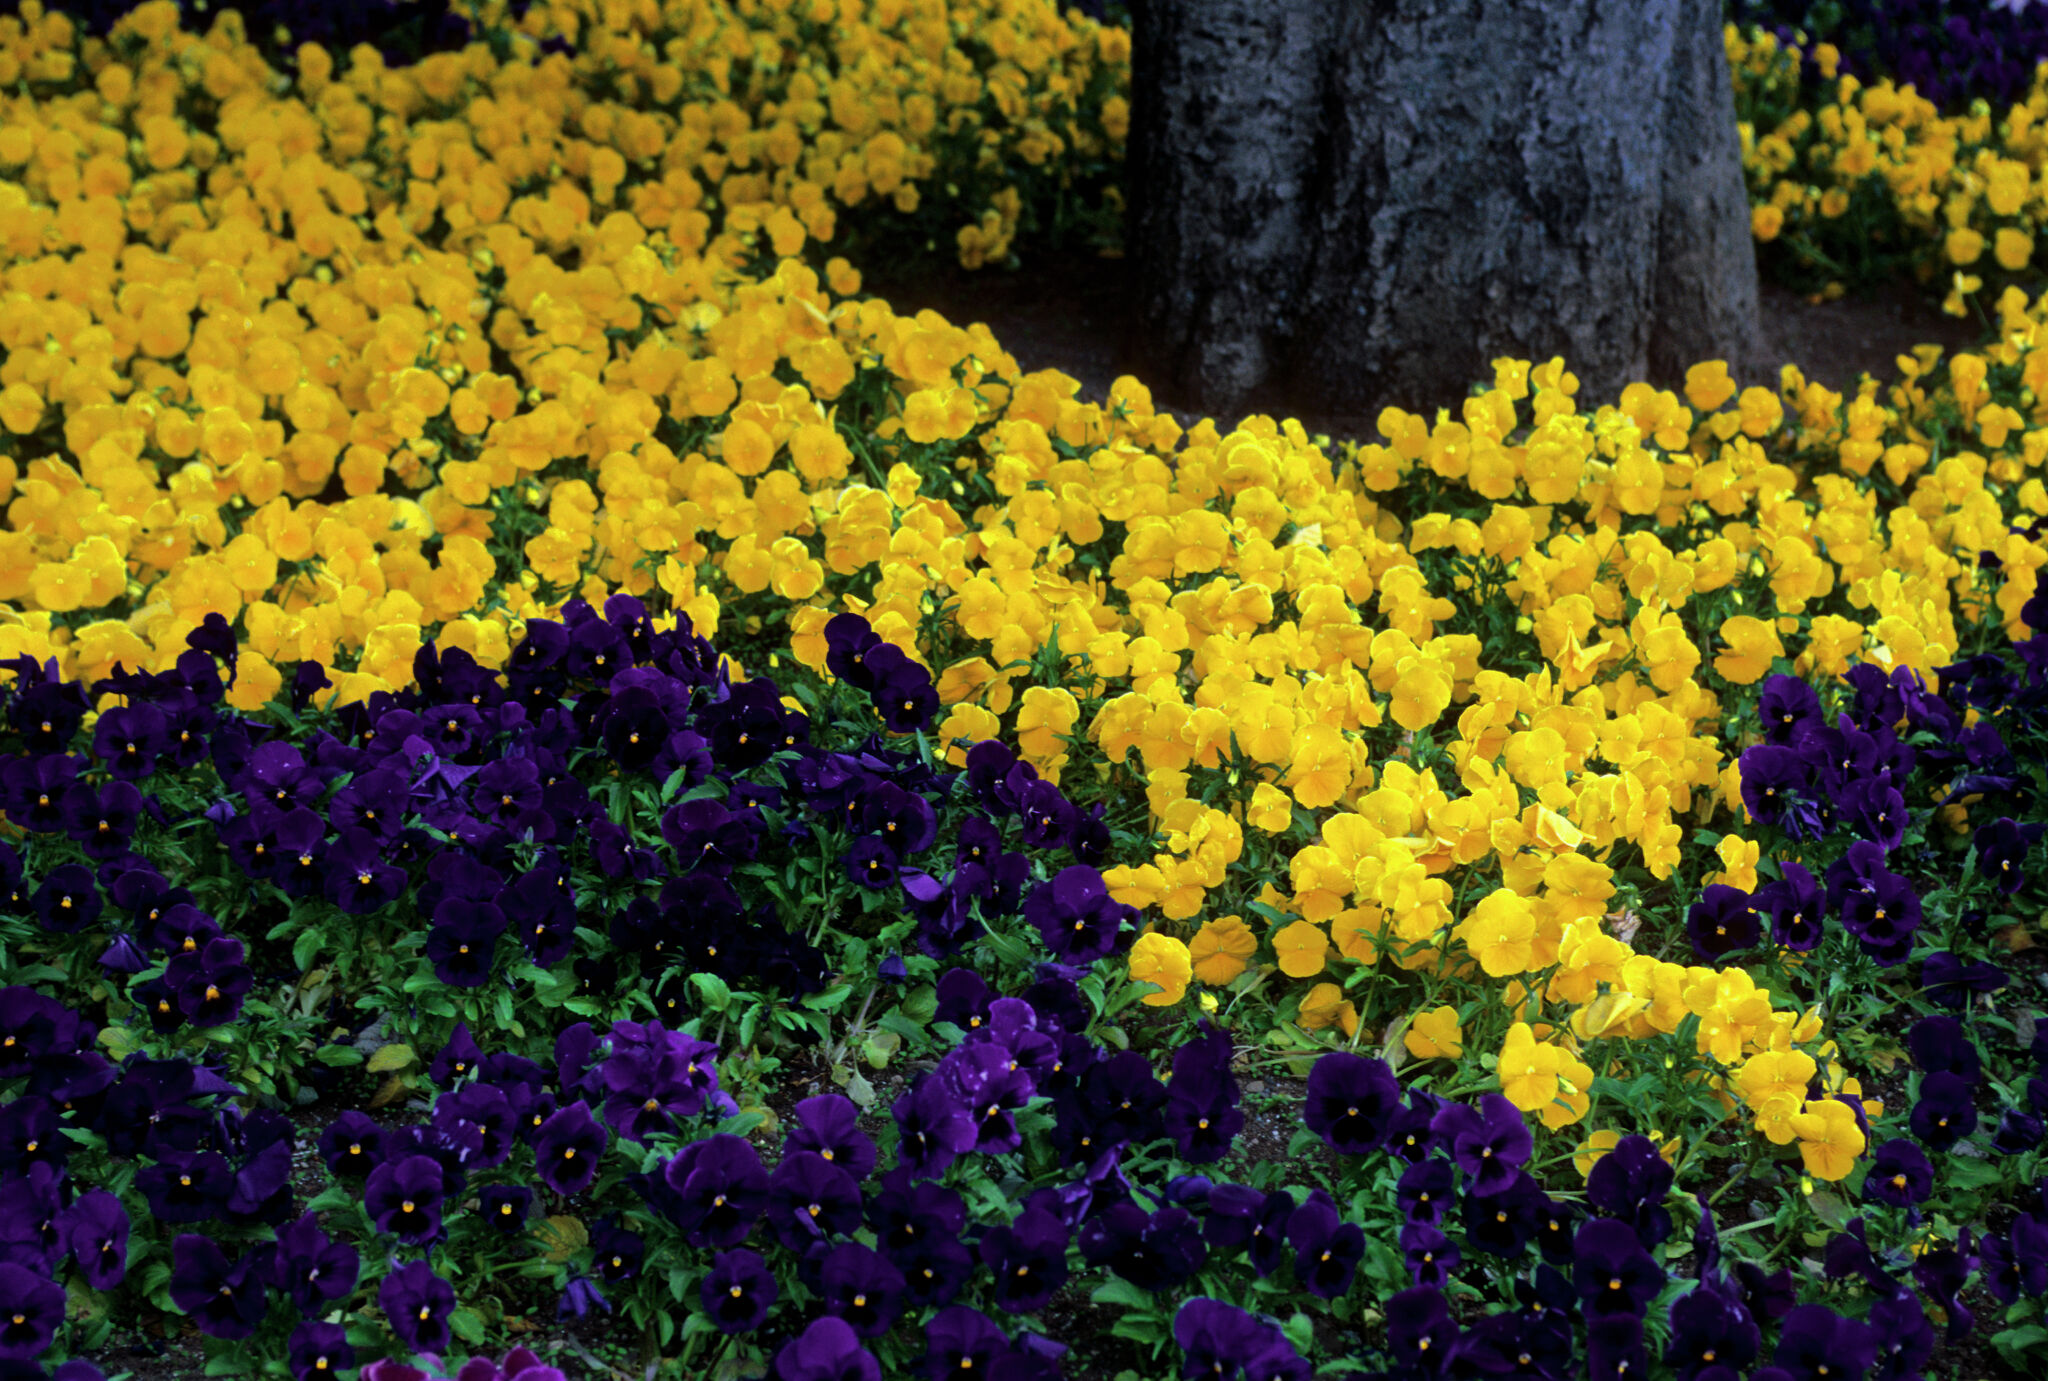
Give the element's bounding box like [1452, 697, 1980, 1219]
[1127, 0, 1766, 418]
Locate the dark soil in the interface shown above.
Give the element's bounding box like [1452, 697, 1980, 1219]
[864, 253, 1988, 439]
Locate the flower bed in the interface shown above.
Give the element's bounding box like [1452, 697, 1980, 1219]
[1727, 17, 2048, 305]
[0, 1, 2044, 1379]
[1730, 0, 2048, 113]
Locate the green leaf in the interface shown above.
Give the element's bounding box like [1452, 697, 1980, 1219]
[1090, 1278, 1152, 1310]
[660, 766, 693, 803]
[839, 1070, 877, 1109]
[97, 1026, 139, 1062]
[982, 927, 1033, 967]
[878, 1012, 924, 1044]
[1994, 1325, 2048, 1368]
[1944, 1156, 2005, 1190]
[448, 1307, 486, 1345]
[862, 1029, 902, 1069]
[304, 1186, 356, 1214]
[691, 973, 732, 1013]
[292, 928, 322, 972]
[1805, 1187, 1850, 1229]
[1281, 1313, 1315, 1355]
[1110, 1317, 1168, 1345]
[365, 1043, 415, 1074]
[802, 984, 855, 1013]
[900, 985, 938, 1024]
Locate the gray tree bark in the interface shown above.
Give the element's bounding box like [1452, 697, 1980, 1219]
[1127, 0, 1766, 418]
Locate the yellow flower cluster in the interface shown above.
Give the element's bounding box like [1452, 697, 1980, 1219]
[1729, 23, 2048, 309]
[5, 2, 2045, 1180]
[0, 0, 1121, 701]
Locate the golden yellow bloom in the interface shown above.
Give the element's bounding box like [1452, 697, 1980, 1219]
[1127, 932, 1192, 1006]
[722, 419, 776, 477]
[1456, 888, 1536, 977]
[1189, 915, 1257, 986]
[1713, 614, 1784, 685]
[1296, 982, 1357, 1036]
[1788, 1097, 1865, 1181]
[1996, 227, 2034, 273]
[1246, 781, 1294, 832]
[1271, 920, 1330, 979]
[1684, 361, 1736, 412]
[1403, 1005, 1463, 1061]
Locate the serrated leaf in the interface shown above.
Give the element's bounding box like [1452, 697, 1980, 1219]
[366, 1043, 415, 1073]
[448, 1307, 486, 1345]
[534, 1215, 588, 1264]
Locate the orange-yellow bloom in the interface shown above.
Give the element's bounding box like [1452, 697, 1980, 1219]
[1189, 915, 1257, 986]
[1127, 932, 1192, 1006]
[1403, 1005, 1463, 1061]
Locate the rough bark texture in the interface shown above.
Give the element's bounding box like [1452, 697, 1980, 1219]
[1127, 0, 1766, 418]
[1126, 0, 1340, 408]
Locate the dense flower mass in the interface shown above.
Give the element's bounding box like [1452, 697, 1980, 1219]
[1732, 0, 2048, 112]
[1727, 13, 2048, 303]
[0, 0, 2043, 1378]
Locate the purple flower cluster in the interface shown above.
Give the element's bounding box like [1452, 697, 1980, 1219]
[1724, 653, 2046, 968]
[0, 598, 1129, 1044]
[1350, 1121, 1801, 1381]
[0, 592, 1173, 1370]
[0, 983, 272, 1373]
[1734, 0, 2048, 111]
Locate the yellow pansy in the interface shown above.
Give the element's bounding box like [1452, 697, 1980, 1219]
[1403, 1006, 1463, 1062]
[1189, 915, 1258, 986]
[1127, 932, 1192, 1006]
